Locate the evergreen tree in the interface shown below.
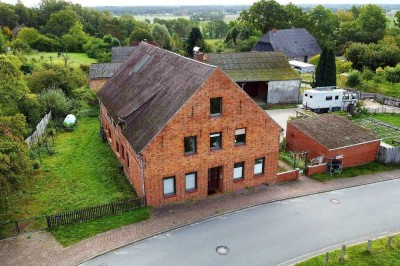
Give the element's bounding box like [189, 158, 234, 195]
[186, 27, 203, 57]
[315, 46, 336, 87]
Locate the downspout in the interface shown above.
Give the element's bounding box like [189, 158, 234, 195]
[138, 153, 146, 201]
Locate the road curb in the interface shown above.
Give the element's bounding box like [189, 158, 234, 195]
[78, 174, 400, 265]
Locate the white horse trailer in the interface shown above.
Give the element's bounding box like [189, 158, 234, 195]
[302, 87, 358, 113]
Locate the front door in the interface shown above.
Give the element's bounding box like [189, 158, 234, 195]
[208, 167, 220, 195]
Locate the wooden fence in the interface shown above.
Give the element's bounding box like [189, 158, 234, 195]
[0, 197, 145, 239]
[25, 111, 52, 147]
[46, 197, 146, 228]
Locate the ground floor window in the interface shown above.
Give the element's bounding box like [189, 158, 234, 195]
[185, 172, 197, 191]
[233, 162, 244, 180]
[254, 157, 264, 175]
[163, 177, 176, 196]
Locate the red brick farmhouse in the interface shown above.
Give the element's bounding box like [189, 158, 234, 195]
[97, 43, 282, 206]
[286, 115, 380, 175]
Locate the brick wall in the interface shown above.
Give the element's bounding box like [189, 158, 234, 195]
[142, 69, 281, 205]
[276, 169, 299, 182]
[306, 163, 327, 176]
[90, 78, 109, 92]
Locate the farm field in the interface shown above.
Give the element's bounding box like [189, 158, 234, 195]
[1, 116, 135, 223]
[26, 52, 97, 67]
[134, 14, 190, 22]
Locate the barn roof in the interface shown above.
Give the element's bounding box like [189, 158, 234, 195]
[252, 28, 321, 59]
[288, 114, 379, 150]
[111, 46, 135, 63]
[205, 52, 300, 82]
[97, 42, 217, 153]
[89, 63, 122, 79]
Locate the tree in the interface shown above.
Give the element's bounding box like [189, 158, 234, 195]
[151, 23, 171, 49]
[0, 2, 19, 28]
[186, 27, 204, 57]
[130, 27, 153, 42]
[395, 11, 400, 28]
[315, 46, 336, 87]
[306, 5, 339, 46]
[44, 8, 80, 37]
[16, 27, 40, 45]
[0, 30, 5, 52]
[0, 54, 29, 115]
[357, 4, 386, 43]
[384, 65, 400, 88]
[239, 0, 288, 33]
[284, 3, 308, 28]
[0, 114, 31, 210]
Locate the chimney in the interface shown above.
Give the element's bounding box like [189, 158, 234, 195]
[194, 52, 205, 62]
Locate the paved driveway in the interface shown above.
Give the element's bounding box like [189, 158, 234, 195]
[85, 178, 400, 266]
[265, 108, 297, 137]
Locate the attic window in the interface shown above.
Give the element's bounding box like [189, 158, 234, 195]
[130, 54, 151, 75]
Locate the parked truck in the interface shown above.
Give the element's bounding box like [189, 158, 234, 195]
[302, 87, 358, 113]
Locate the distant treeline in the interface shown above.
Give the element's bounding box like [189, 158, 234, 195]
[94, 4, 400, 16]
[93, 5, 250, 16]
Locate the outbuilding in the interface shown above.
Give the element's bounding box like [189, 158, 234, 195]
[286, 114, 380, 171]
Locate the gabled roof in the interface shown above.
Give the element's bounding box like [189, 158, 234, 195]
[97, 43, 217, 153]
[205, 52, 300, 82]
[89, 63, 122, 79]
[111, 46, 135, 63]
[252, 28, 321, 59]
[288, 114, 379, 150]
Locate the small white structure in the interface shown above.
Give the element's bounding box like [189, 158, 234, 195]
[63, 114, 77, 128]
[302, 87, 358, 113]
[289, 60, 315, 73]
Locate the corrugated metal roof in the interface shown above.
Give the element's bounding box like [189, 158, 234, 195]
[89, 63, 123, 79]
[98, 43, 217, 153]
[206, 52, 300, 82]
[252, 28, 321, 59]
[288, 114, 379, 149]
[111, 46, 135, 63]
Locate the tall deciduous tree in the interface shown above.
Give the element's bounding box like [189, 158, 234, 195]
[239, 0, 288, 33]
[0, 114, 31, 211]
[44, 8, 80, 37]
[0, 54, 29, 115]
[307, 5, 339, 46]
[151, 23, 171, 49]
[315, 46, 336, 87]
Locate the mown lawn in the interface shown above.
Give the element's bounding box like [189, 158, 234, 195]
[50, 207, 150, 246]
[26, 52, 97, 67]
[311, 162, 399, 182]
[1, 116, 135, 221]
[297, 235, 400, 266]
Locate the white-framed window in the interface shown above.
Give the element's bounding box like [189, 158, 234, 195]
[254, 157, 264, 175]
[185, 172, 197, 192]
[210, 132, 222, 150]
[235, 128, 246, 145]
[233, 162, 244, 180]
[163, 177, 175, 196]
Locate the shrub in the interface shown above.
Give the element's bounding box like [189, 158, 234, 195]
[38, 89, 72, 118]
[346, 70, 362, 87]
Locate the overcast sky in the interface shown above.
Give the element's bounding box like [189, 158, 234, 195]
[2, 0, 400, 7]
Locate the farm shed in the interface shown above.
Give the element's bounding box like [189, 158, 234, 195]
[286, 115, 380, 171]
[289, 60, 315, 73]
[204, 52, 301, 104]
[89, 63, 122, 91]
[252, 28, 321, 63]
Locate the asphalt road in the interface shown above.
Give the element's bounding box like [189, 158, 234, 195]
[84, 179, 400, 266]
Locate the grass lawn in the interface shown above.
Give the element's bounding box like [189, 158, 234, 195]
[311, 162, 399, 182]
[50, 207, 150, 246]
[356, 113, 400, 128]
[297, 234, 400, 266]
[26, 52, 97, 68]
[1, 116, 135, 221]
[205, 38, 225, 46]
[356, 80, 400, 98]
[260, 103, 298, 110]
